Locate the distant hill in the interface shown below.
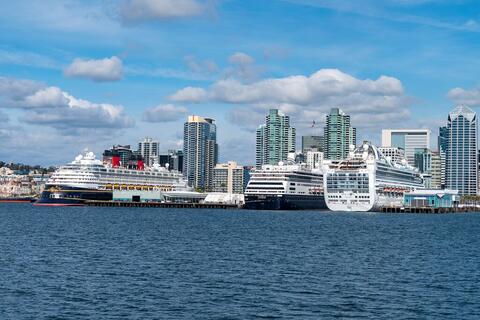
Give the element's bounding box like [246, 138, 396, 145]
[0, 161, 56, 174]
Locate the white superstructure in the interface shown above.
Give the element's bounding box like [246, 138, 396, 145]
[245, 163, 323, 197]
[323, 142, 424, 212]
[47, 151, 190, 192]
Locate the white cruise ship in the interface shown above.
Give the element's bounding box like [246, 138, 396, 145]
[35, 151, 190, 206]
[323, 142, 424, 212]
[244, 162, 326, 210]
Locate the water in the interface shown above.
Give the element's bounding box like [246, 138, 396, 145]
[1, 204, 480, 319]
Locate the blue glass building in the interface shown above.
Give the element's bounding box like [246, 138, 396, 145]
[446, 106, 478, 196]
[183, 116, 218, 191]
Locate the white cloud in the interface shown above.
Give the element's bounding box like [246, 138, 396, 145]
[447, 87, 480, 106]
[0, 78, 68, 109]
[170, 68, 410, 133]
[229, 52, 254, 65]
[142, 104, 188, 122]
[0, 76, 134, 131]
[64, 56, 123, 82]
[0, 77, 43, 100]
[170, 68, 403, 104]
[120, 0, 210, 23]
[22, 93, 134, 131]
[170, 87, 208, 102]
[23, 87, 69, 108]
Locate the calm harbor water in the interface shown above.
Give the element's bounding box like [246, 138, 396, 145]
[1, 204, 480, 319]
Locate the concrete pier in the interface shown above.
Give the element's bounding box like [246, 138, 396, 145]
[380, 206, 477, 214]
[84, 200, 241, 209]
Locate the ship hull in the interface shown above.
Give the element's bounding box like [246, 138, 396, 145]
[244, 194, 327, 210]
[34, 186, 112, 206]
[0, 197, 36, 203]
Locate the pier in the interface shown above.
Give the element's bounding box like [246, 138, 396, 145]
[380, 206, 478, 214]
[84, 200, 242, 209]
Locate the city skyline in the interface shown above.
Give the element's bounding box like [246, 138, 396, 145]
[1, 0, 480, 165]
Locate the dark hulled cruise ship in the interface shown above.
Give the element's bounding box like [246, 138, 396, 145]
[244, 163, 326, 210]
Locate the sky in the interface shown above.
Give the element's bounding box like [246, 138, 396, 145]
[1, 0, 480, 166]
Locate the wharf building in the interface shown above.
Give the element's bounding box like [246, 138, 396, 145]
[159, 150, 183, 173]
[381, 129, 430, 166]
[138, 137, 159, 167]
[256, 109, 296, 169]
[212, 161, 245, 194]
[324, 108, 356, 160]
[301, 135, 324, 154]
[183, 115, 218, 191]
[445, 105, 478, 196]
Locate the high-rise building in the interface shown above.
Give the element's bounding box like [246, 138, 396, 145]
[381, 129, 430, 166]
[438, 126, 448, 188]
[324, 108, 356, 160]
[302, 135, 324, 153]
[378, 147, 406, 164]
[255, 109, 296, 168]
[430, 151, 442, 189]
[138, 137, 159, 167]
[446, 106, 478, 195]
[305, 150, 324, 169]
[183, 115, 218, 191]
[438, 126, 448, 153]
[159, 150, 183, 173]
[414, 148, 432, 173]
[212, 161, 245, 194]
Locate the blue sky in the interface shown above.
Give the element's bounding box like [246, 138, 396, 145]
[1, 0, 480, 165]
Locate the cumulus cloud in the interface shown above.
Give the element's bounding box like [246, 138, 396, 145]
[0, 76, 134, 132]
[0, 77, 65, 109]
[120, 0, 210, 23]
[0, 77, 43, 100]
[169, 68, 410, 132]
[64, 56, 123, 82]
[447, 87, 480, 106]
[170, 68, 403, 104]
[23, 87, 69, 108]
[142, 104, 188, 122]
[22, 92, 134, 130]
[170, 87, 208, 102]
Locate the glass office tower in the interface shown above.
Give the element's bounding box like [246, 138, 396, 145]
[446, 105, 478, 196]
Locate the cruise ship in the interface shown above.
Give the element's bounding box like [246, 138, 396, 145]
[244, 162, 326, 210]
[35, 150, 190, 206]
[323, 142, 424, 212]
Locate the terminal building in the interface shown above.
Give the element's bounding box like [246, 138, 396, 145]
[404, 189, 459, 209]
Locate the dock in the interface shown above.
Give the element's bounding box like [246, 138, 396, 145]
[380, 206, 478, 214]
[84, 200, 242, 209]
